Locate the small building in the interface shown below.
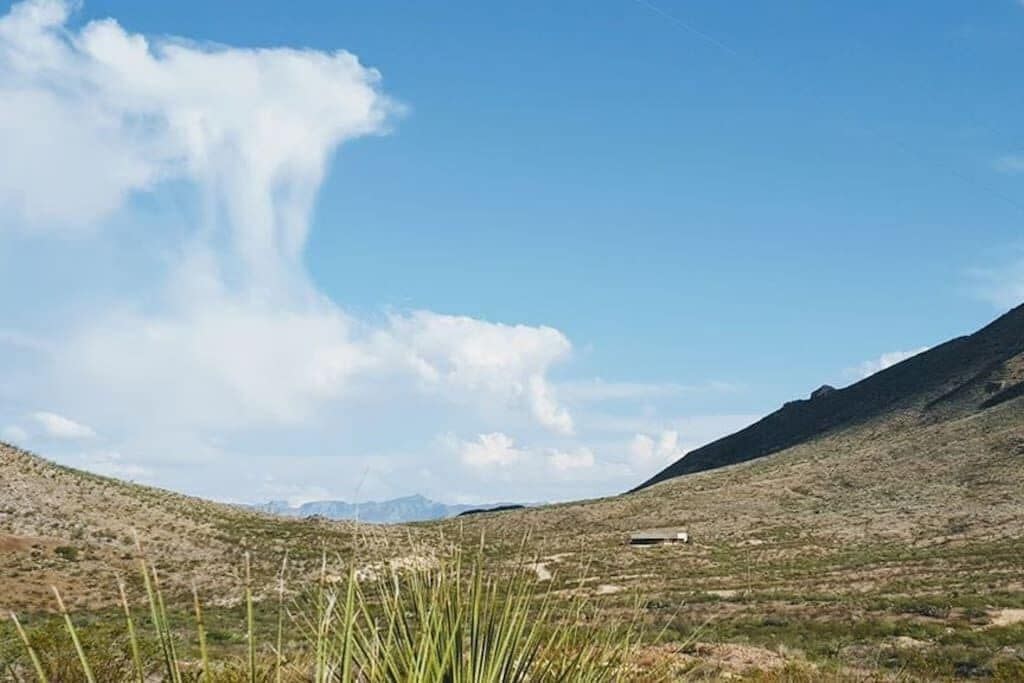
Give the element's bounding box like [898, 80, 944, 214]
[629, 528, 690, 545]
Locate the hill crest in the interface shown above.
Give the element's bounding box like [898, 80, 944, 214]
[632, 303, 1024, 491]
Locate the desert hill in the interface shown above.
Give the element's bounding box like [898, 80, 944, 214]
[440, 305, 1024, 677]
[445, 357, 1024, 676]
[0, 444, 412, 614]
[2, 305, 1023, 677]
[632, 303, 1024, 491]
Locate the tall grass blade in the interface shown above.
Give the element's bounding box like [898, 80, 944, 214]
[117, 579, 145, 683]
[314, 550, 328, 683]
[274, 552, 288, 683]
[191, 581, 209, 681]
[134, 531, 178, 683]
[9, 612, 48, 683]
[151, 567, 183, 683]
[51, 586, 96, 683]
[245, 551, 256, 683]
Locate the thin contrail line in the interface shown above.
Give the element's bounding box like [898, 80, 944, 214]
[632, 0, 739, 58]
[890, 140, 1024, 216]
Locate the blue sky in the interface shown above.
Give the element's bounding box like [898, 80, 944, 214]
[0, 0, 1021, 504]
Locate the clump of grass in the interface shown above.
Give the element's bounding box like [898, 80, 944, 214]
[6, 537, 658, 682]
[53, 546, 79, 562]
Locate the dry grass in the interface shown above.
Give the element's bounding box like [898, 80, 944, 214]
[0, 443, 423, 614]
[3, 543, 655, 682]
[441, 398, 1024, 679]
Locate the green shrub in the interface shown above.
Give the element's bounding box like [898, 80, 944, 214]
[54, 546, 78, 562]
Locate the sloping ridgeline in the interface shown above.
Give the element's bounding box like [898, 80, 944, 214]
[632, 303, 1024, 491]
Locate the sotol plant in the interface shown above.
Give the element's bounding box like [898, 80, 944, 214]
[6, 537, 663, 682]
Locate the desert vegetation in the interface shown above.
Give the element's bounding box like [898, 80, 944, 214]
[3, 538, 661, 682]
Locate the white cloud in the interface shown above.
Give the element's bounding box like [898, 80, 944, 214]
[384, 312, 574, 434]
[31, 411, 96, 440]
[440, 432, 626, 502]
[451, 432, 525, 468]
[52, 301, 576, 432]
[629, 430, 687, 468]
[1, 425, 28, 443]
[447, 433, 594, 473]
[547, 447, 595, 471]
[0, 1, 747, 504]
[0, 0, 395, 245]
[78, 450, 151, 481]
[847, 347, 929, 381]
[54, 292, 369, 429]
[0, 0, 576, 439]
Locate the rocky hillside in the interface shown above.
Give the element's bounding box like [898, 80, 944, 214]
[0, 444, 413, 614]
[447, 356, 1024, 677]
[632, 303, 1024, 491]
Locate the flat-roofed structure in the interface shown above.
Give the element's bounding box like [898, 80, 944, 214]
[628, 528, 689, 545]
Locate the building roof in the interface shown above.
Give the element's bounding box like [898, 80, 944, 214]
[629, 527, 688, 540]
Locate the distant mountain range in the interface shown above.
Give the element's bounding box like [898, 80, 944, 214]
[250, 494, 522, 524]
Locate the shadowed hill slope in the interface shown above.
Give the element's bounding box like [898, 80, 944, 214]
[632, 303, 1024, 491]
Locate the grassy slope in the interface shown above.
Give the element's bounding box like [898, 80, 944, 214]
[0, 443, 417, 614]
[446, 396, 1024, 677]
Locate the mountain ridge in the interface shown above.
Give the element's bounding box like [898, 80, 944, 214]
[251, 494, 522, 523]
[632, 303, 1024, 491]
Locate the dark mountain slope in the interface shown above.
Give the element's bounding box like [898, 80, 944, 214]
[632, 303, 1024, 491]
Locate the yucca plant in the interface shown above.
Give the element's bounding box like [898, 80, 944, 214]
[300, 550, 639, 682]
[6, 537, 665, 682]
